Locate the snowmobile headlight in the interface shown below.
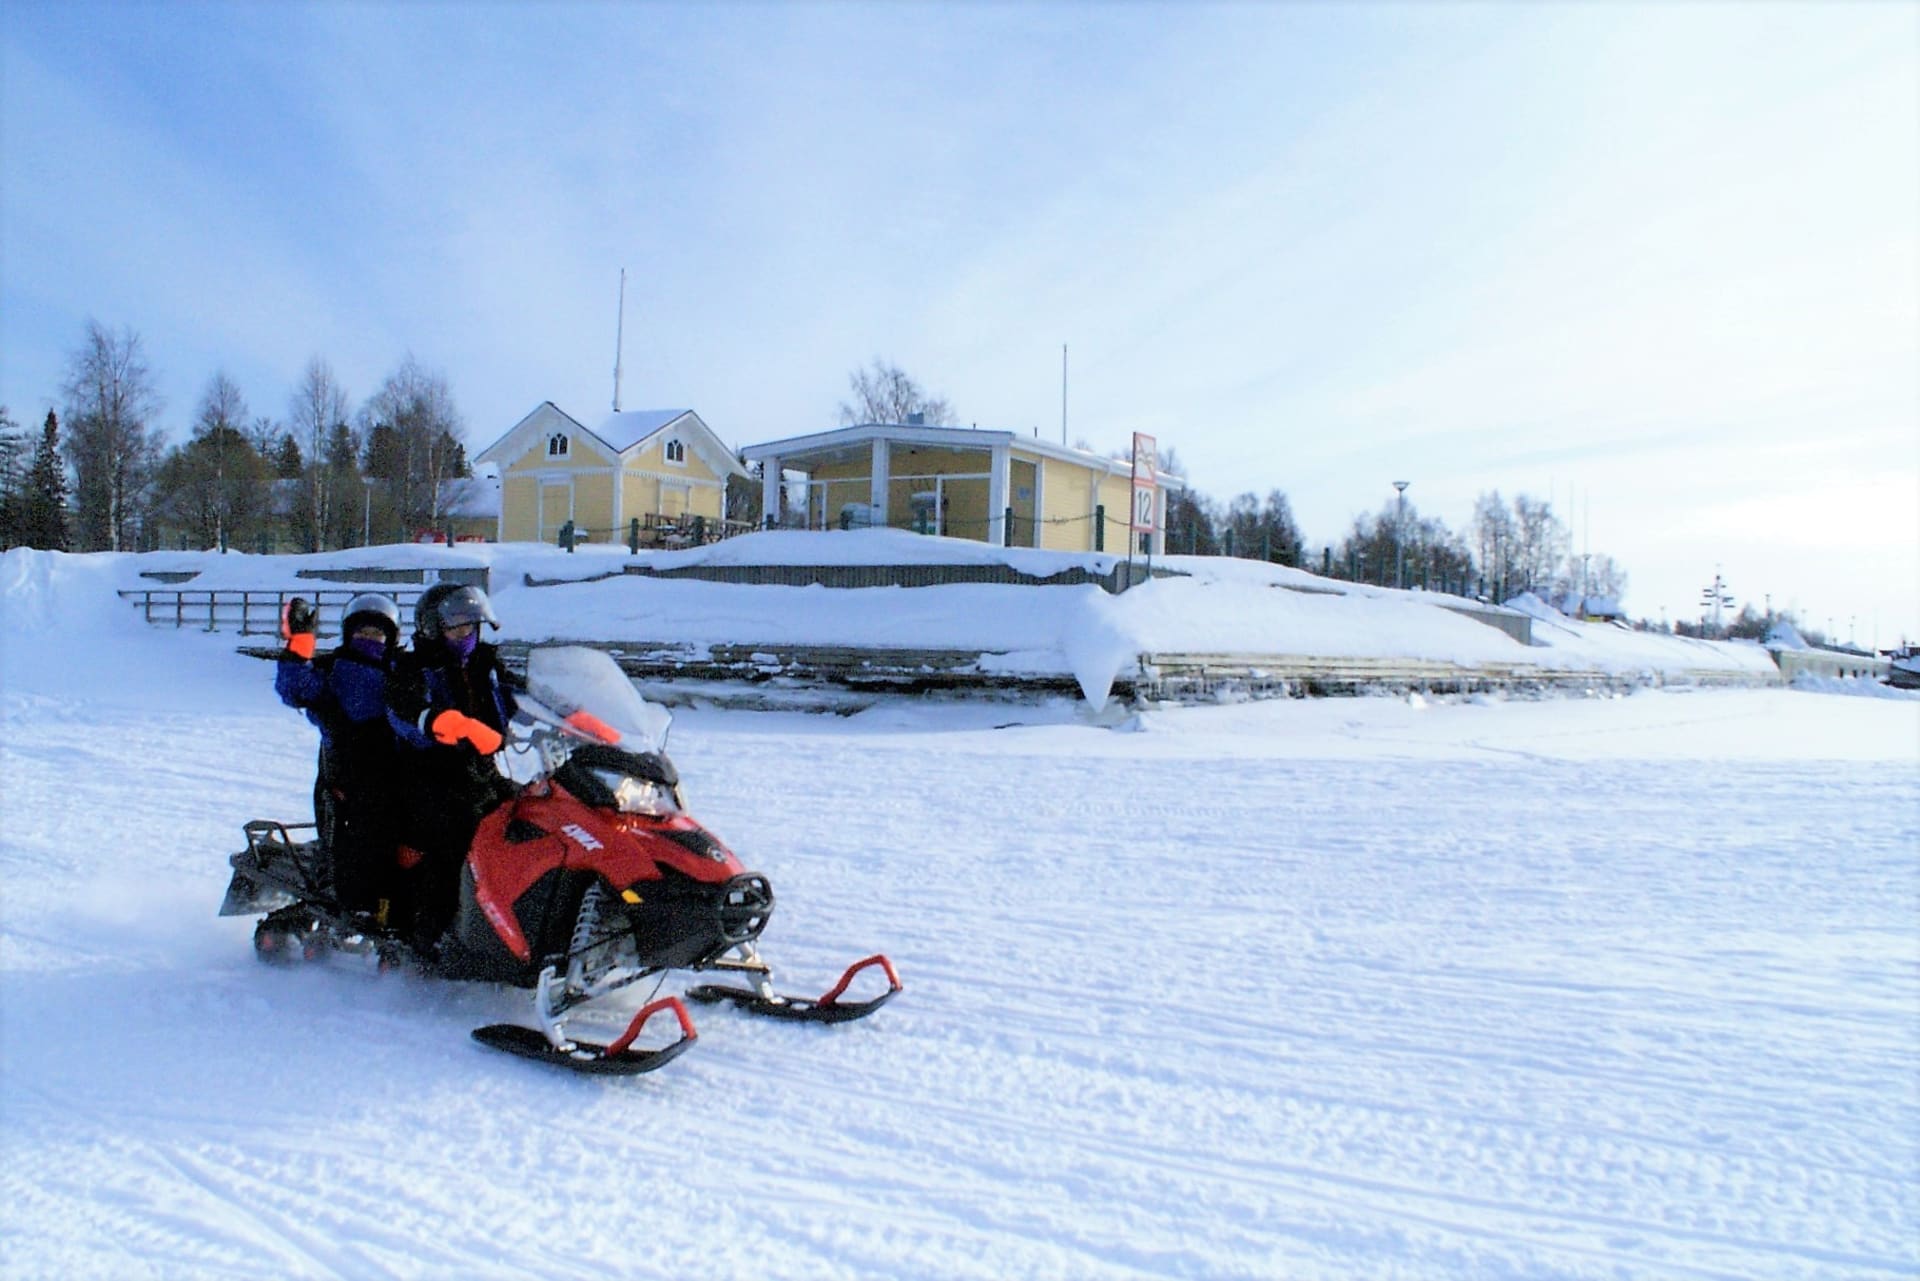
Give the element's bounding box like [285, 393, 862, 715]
[596, 770, 678, 816]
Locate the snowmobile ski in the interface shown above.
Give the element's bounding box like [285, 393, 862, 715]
[685, 953, 902, 1024]
[472, 996, 698, 1075]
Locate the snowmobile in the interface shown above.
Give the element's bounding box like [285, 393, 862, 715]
[221, 644, 901, 1074]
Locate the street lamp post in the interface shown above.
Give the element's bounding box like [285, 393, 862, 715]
[363, 479, 375, 547]
[1392, 481, 1409, 589]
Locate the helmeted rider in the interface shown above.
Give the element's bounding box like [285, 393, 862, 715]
[385, 583, 520, 954]
[275, 592, 407, 926]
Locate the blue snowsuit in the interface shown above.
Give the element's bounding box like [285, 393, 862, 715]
[276, 643, 404, 916]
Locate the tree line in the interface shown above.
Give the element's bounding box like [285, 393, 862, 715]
[1161, 459, 1626, 609]
[9, 344, 1782, 639]
[0, 320, 472, 555]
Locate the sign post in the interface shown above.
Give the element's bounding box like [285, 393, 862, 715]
[1129, 432, 1157, 588]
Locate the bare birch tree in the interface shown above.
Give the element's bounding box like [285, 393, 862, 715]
[197, 372, 248, 552]
[837, 359, 956, 426]
[61, 321, 164, 551]
[290, 357, 350, 551]
[361, 354, 465, 539]
[1470, 491, 1516, 600]
[1511, 494, 1568, 596]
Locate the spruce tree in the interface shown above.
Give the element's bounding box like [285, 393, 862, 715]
[274, 433, 304, 479]
[0, 406, 25, 548]
[23, 410, 70, 550]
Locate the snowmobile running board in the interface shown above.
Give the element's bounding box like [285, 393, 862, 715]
[472, 996, 699, 1076]
[685, 953, 902, 1024]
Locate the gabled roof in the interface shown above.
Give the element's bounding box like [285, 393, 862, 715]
[596, 410, 695, 453]
[473, 402, 590, 465]
[475, 402, 748, 480]
[589, 409, 748, 480]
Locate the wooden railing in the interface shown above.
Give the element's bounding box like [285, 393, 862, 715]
[119, 587, 427, 636]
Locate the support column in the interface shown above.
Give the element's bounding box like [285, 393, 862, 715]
[1031, 462, 1046, 551]
[760, 456, 782, 526]
[870, 438, 891, 528]
[988, 442, 1010, 545]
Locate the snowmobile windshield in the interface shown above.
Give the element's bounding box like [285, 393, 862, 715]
[523, 646, 672, 754]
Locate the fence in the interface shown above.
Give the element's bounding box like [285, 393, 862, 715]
[119, 587, 428, 637]
[555, 515, 756, 552]
[523, 558, 1183, 595]
[788, 504, 1157, 555]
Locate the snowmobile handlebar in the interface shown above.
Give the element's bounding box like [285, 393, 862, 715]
[510, 693, 627, 780]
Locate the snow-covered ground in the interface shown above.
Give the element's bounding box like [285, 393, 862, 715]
[2, 546, 1916, 1280]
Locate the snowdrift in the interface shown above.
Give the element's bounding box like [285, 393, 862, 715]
[19, 535, 1788, 708]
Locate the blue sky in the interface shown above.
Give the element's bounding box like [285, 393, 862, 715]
[4, 2, 1915, 642]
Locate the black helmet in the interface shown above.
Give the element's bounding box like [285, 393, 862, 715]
[341, 592, 401, 646]
[415, 583, 499, 642]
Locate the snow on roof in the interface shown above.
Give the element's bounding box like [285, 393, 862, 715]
[1547, 591, 1625, 619]
[440, 474, 500, 519]
[593, 410, 693, 453]
[1766, 620, 1810, 650]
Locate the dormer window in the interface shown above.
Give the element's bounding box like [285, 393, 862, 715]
[547, 433, 570, 458]
[664, 439, 686, 464]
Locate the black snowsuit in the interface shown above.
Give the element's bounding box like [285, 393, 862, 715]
[385, 636, 519, 949]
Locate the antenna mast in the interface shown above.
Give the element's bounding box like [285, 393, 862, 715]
[1061, 343, 1068, 446]
[612, 268, 626, 413]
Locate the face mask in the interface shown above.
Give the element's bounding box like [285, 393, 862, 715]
[349, 635, 387, 661]
[450, 631, 479, 661]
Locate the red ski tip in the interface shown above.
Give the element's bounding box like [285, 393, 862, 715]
[818, 954, 903, 1007]
[607, 995, 699, 1058]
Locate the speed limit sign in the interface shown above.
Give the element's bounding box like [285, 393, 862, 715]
[1132, 484, 1155, 531]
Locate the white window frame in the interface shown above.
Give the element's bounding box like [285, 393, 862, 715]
[664, 438, 687, 466]
[547, 433, 570, 459]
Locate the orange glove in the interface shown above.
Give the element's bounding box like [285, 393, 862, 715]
[280, 598, 317, 659]
[430, 709, 503, 755]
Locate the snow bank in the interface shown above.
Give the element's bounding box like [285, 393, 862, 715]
[0, 549, 164, 692]
[1789, 672, 1920, 700]
[0, 548, 263, 713]
[36, 539, 1787, 690]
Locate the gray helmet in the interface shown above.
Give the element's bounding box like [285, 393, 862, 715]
[341, 592, 401, 646]
[415, 583, 499, 642]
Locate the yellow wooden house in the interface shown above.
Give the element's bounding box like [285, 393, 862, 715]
[739, 422, 1176, 554]
[475, 403, 748, 545]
